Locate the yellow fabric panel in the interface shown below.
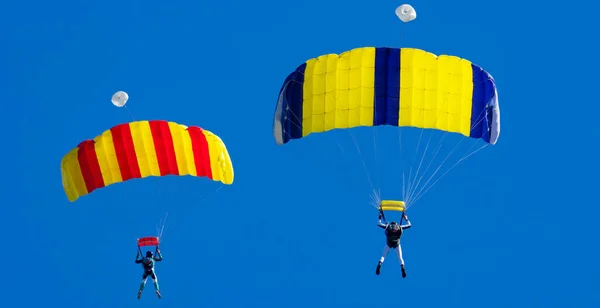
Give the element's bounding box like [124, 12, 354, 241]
[302, 47, 376, 137]
[380, 200, 406, 212]
[168, 122, 197, 176]
[93, 129, 122, 186]
[129, 121, 161, 178]
[201, 130, 234, 185]
[399, 48, 474, 137]
[61, 148, 88, 202]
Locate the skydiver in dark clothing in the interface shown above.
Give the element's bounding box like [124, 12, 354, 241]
[136, 249, 163, 299]
[375, 212, 411, 278]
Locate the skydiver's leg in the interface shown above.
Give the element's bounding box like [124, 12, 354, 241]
[138, 273, 148, 299]
[150, 272, 159, 290]
[395, 244, 404, 266]
[395, 245, 407, 278]
[376, 245, 391, 275]
[150, 272, 162, 299]
[380, 244, 391, 263]
[140, 273, 149, 291]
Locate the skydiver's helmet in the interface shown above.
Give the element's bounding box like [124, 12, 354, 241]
[146, 251, 153, 258]
[390, 221, 400, 231]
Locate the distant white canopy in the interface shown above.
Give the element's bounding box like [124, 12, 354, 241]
[395, 4, 416, 23]
[111, 91, 129, 107]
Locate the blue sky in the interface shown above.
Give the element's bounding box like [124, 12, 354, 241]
[2, 0, 599, 307]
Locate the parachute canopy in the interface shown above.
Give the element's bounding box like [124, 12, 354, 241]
[112, 91, 129, 107]
[379, 200, 406, 212]
[61, 120, 234, 202]
[395, 4, 416, 22]
[138, 237, 160, 247]
[273, 47, 500, 146]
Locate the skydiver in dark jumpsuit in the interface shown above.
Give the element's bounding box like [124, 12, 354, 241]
[136, 250, 163, 299]
[375, 213, 411, 278]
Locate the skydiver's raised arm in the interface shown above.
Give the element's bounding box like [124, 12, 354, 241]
[135, 250, 142, 263]
[377, 213, 388, 229]
[155, 249, 163, 262]
[401, 215, 411, 229]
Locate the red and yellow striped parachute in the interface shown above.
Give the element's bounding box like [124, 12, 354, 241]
[61, 120, 234, 202]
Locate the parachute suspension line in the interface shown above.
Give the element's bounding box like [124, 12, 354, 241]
[462, 135, 486, 158]
[371, 102, 382, 197]
[406, 112, 486, 207]
[404, 127, 425, 206]
[404, 130, 436, 206]
[124, 106, 136, 121]
[369, 188, 382, 209]
[279, 89, 361, 197]
[333, 130, 380, 210]
[398, 128, 407, 201]
[280, 76, 378, 199]
[282, 105, 343, 176]
[278, 102, 306, 144]
[405, 127, 448, 205]
[402, 173, 406, 201]
[279, 86, 345, 165]
[405, 108, 489, 208]
[410, 143, 488, 206]
[405, 131, 448, 205]
[156, 212, 169, 241]
[407, 105, 487, 206]
[405, 137, 467, 207]
[332, 131, 370, 196]
[195, 185, 225, 205]
[373, 127, 381, 192]
[348, 130, 377, 194]
[405, 95, 453, 204]
[278, 79, 306, 142]
[335, 135, 347, 155]
[408, 130, 434, 197]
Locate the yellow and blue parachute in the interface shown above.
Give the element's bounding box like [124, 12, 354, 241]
[272, 47, 500, 146]
[272, 46, 501, 209]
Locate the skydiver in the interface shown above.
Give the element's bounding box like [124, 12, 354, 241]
[136, 249, 163, 299]
[375, 212, 411, 278]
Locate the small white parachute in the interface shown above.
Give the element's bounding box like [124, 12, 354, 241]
[395, 4, 416, 23]
[111, 91, 129, 107]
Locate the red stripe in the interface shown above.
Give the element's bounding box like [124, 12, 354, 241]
[110, 123, 141, 181]
[149, 120, 179, 176]
[187, 127, 213, 179]
[77, 140, 105, 193]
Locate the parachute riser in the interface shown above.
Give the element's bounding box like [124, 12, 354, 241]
[137, 244, 160, 256]
[379, 208, 405, 225]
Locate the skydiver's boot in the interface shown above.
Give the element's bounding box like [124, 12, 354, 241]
[137, 290, 142, 299]
[376, 261, 382, 275]
[156, 290, 162, 299]
[401, 265, 407, 278]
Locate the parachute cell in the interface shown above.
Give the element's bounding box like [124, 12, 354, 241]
[61, 120, 234, 202]
[395, 4, 416, 22]
[112, 91, 129, 107]
[273, 47, 500, 146]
